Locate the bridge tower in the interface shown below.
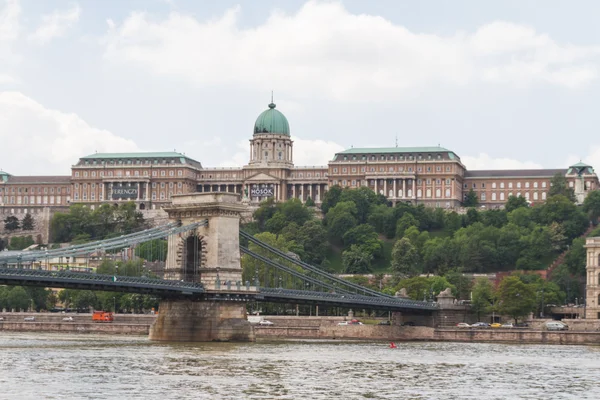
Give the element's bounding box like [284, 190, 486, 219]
[149, 192, 255, 342]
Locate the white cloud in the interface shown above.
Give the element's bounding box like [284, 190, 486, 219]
[102, 1, 600, 102]
[292, 137, 344, 166]
[0, 0, 19, 42]
[462, 153, 543, 170]
[207, 136, 342, 168]
[0, 0, 20, 83]
[29, 3, 81, 45]
[0, 91, 139, 175]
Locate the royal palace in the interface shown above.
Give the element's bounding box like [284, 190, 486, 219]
[1, 101, 598, 217]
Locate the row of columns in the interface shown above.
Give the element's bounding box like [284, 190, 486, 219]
[372, 178, 416, 199]
[196, 182, 327, 204]
[104, 181, 150, 201]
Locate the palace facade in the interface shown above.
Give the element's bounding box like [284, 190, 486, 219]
[0, 101, 598, 216]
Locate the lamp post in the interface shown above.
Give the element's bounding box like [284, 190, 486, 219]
[113, 297, 116, 313]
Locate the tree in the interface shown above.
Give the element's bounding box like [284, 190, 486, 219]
[321, 185, 343, 214]
[444, 270, 473, 300]
[464, 208, 479, 226]
[135, 239, 168, 262]
[505, 195, 529, 213]
[339, 186, 385, 224]
[325, 201, 358, 242]
[390, 238, 420, 277]
[470, 277, 495, 321]
[305, 196, 315, 207]
[21, 213, 34, 231]
[583, 190, 600, 222]
[548, 172, 576, 202]
[4, 215, 20, 232]
[496, 275, 536, 323]
[345, 221, 385, 262]
[0, 237, 5, 251]
[342, 244, 374, 274]
[395, 213, 418, 238]
[9, 235, 34, 250]
[462, 189, 478, 207]
[6, 286, 31, 311]
[296, 221, 329, 265]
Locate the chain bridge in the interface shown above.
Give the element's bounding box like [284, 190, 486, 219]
[0, 192, 437, 341]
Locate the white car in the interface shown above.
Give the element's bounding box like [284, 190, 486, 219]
[456, 322, 470, 328]
[62, 316, 74, 322]
[337, 321, 349, 326]
[24, 316, 35, 321]
[258, 320, 274, 326]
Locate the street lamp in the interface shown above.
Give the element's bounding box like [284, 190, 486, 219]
[113, 297, 116, 313]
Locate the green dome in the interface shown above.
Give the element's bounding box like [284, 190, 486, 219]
[254, 103, 290, 136]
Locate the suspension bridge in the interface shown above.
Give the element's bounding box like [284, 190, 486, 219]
[0, 192, 437, 341]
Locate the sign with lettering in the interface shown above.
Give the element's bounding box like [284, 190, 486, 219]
[112, 184, 138, 199]
[250, 187, 274, 197]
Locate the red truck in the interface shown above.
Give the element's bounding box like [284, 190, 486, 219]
[92, 311, 114, 323]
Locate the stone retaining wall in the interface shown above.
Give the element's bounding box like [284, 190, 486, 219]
[0, 321, 149, 335]
[434, 328, 600, 345]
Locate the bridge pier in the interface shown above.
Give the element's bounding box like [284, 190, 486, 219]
[149, 192, 255, 342]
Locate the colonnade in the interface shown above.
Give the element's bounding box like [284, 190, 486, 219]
[370, 178, 416, 200]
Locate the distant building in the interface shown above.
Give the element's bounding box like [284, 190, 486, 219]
[0, 101, 598, 216]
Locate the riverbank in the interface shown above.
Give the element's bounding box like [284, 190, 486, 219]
[0, 313, 153, 335]
[2, 313, 600, 345]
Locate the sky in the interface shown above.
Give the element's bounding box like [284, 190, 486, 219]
[2, 0, 600, 175]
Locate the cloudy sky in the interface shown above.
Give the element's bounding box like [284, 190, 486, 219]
[2, 0, 600, 175]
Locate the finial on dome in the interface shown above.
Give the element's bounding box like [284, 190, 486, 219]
[269, 90, 276, 108]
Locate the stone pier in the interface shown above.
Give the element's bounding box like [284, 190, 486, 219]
[149, 192, 255, 342]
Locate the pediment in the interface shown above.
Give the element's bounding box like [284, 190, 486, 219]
[245, 172, 279, 182]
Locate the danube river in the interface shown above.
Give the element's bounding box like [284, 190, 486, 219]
[0, 333, 599, 399]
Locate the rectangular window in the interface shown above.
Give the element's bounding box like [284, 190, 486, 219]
[500, 182, 505, 189]
[508, 182, 513, 189]
[525, 182, 530, 188]
[542, 182, 547, 188]
[492, 193, 496, 201]
[492, 182, 496, 189]
[517, 182, 521, 188]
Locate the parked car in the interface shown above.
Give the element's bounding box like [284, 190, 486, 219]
[501, 323, 514, 328]
[378, 320, 391, 325]
[490, 323, 502, 328]
[471, 322, 490, 328]
[401, 321, 416, 326]
[348, 319, 363, 325]
[0, 317, 4, 321]
[24, 316, 35, 321]
[515, 322, 529, 328]
[62, 316, 74, 322]
[258, 320, 274, 326]
[546, 321, 568, 331]
[456, 323, 470, 328]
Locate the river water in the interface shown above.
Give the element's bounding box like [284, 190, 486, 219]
[0, 333, 598, 400]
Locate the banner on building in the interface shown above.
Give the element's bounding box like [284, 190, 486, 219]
[112, 184, 138, 199]
[250, 187, 274, 197]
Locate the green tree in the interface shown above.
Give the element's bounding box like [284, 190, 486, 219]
[505, 195, 529, 213]
[21, 213, 34, 231]
[470, 277, 495, 321]
[305, 196, 315, 207]
[342, 244, 374, 274]
[462, 189, 479, 207]
[296, 221, 329, 265]
[265, 211, 287, 233]
[548, 172, 576, 202]
[395, 213, 418, 238]
[343, 224, 381, 248]
[325, 201, 358, 242]
[321, 185, 343, 214]
[444, 270, 473, 300]
[497, 275, 537, 323]
[6, 286, 31, 311]
[135, 239, 168, 262]
[391, 238, 420, 277]
[9, 235, 34, 250]
[339, 186, 385, 224]
[4, 215, 20, 232]
[443, 211, 463, 234]
[583, 189, 600, 222]
[464, 208, 479, 226]
[0, 237, 5, 251]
